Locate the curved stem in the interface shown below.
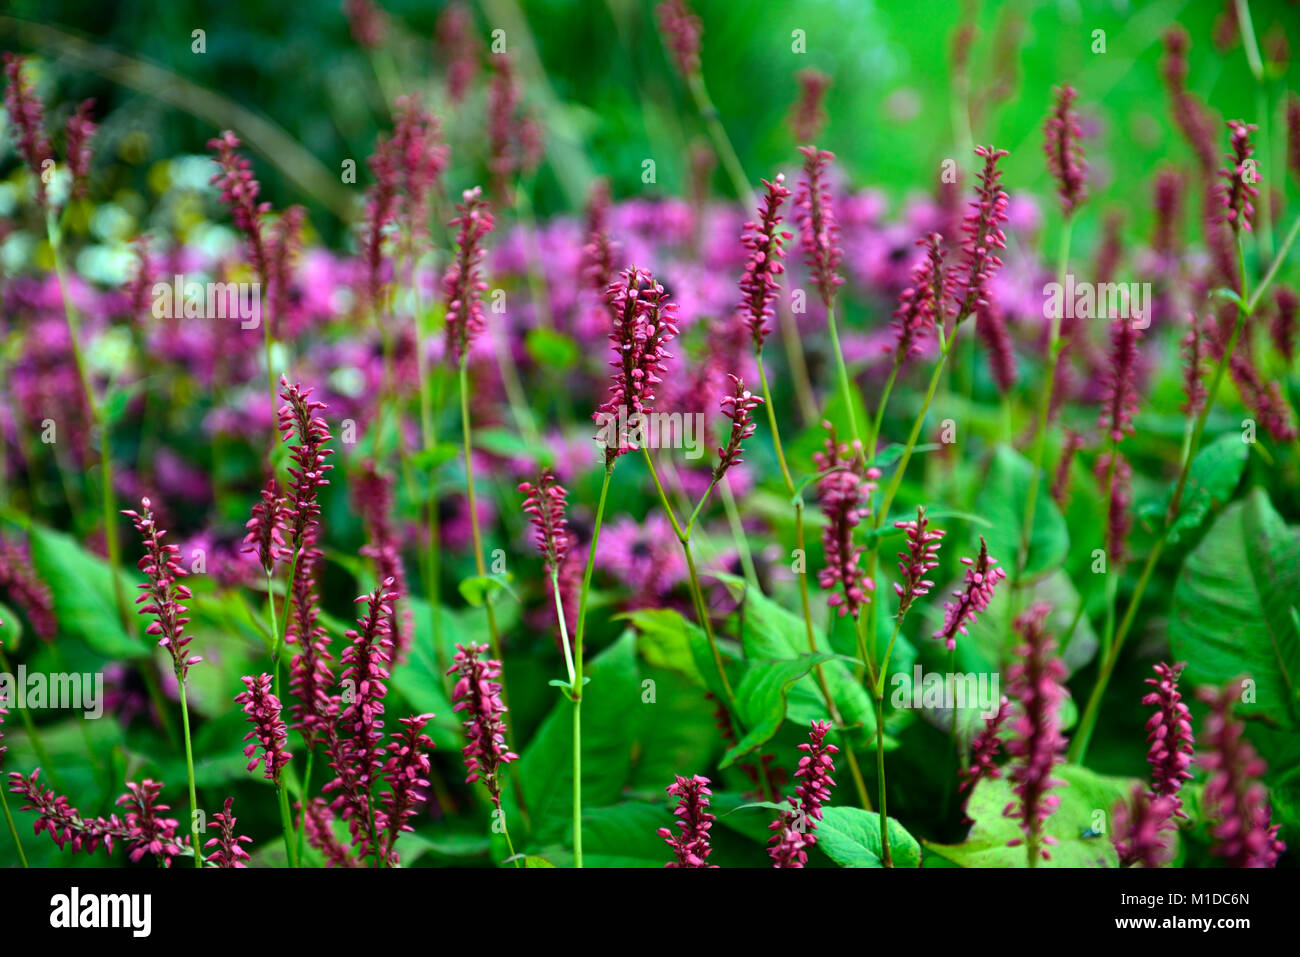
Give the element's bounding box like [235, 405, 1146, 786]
[177, 678, 202, 868]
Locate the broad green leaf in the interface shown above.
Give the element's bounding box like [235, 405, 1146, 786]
[0, 601, 21, 650]
[621, 607, 737, 701]
[525, 327, 580, 370]
[1153, 433, 1248, 544]
[522, 855, 557, 868]
[975, 445, 1069, 578]
[817, 807, 922, 868]
[925, 764, 1130, 868]
[721, 654, 836, 768]
[1170, 489, 1300, 724]
[28, 524, 149, 657]
[458, 573, 513, 608]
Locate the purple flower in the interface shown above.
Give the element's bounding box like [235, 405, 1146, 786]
[1144, 662, 1195, 812]
[447, 643, 519, 807]
[344, 0, 388, 49]
[1099, 316, 1141, 443]
[278, 378, 335, 551]
[714, 374, 763, 481]
[580, 179, 619, 297]
[1094, 451, 1133, 565]
[656, 0, 702, 77]
[2, 54, 53, 208]
[1003, 603, 1067, 865]
[354, 462, 410, 659]
[235, 673, 293, 783]
[1271, 286, 1297, 364]
[0, 535, 57, 642]
[975, 299, 1017, 393]
[243, 477, 286, 574]
[436, 3, 479, 104]
[1197, 682, 1285, 868]
[1180, 312, 1208, 417]
[1113, 785, 1179, 868]
[301, 797, 358, 868]
[814, 424, 878, 619]
[790, 68, 831, 143]
[63, 99, 97, 200]
[933, 536, 1006, 651]
[960, 696, 1009, 795]
[1049, 429, 1085, 508]
[795, 146, 844, 308]
[1043, 86, 1087, 216]
[737, 174, 793, 348]
[893, 505, 945, 616]
[8, 769, 127, 856]
[891, 233, 944, 361]
[203, 797, 252, 868]
[519, 469, 571, 571]
[379, 714, 436, 866]
[658, 774, 717, 868]
[951, 145, 1010, 320]
[208, 130, 270, 280]
[117, 780, 183, 866]
[768, 720, 838, 868]
[287, 547, 335, 747]
[123, 497, 200, 678]
[1218, 120, 1259, 234]
[443, 186, 495, 365]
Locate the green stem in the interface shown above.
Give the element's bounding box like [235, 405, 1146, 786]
[177, 678, 202, 868]
[718, 479, 760, 590]
[572, 696, 583, 869]
[685, 70, 753, 208]
[866, 359, 901, 460]
[873, 689, 892, 867]
[295, 749, 313, 864]
[276, 781, 298, 868]
[0, 785, 27, 868]
[824, 302, 867, 467]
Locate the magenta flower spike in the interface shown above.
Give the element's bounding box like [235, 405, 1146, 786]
[117, 780, 183, 866]
[658, 774, 717, 868]
[714, 374, 763, 481]
[379, 714, 436, 866]
[933, 536, 1006, 651]
[960, 696, 1009, 795]
[235, 673, 292, 783]
[0, 535, 57, 641]
[891, 234, 944, 361]
[1218, 120, 1259, 234]
[447, 643, 518, 808]
[893, 505, 945, 617]
[1197, 682, 1285, 867]
[207, 130, 270, 280]
[8, 769, 128, 856]
[204, 797, 252, 868]
[795, 145, 844, 308]
[63, 99, 97, 200]
[951, 145, 1010, 320]
[1003, 603, 1067, 865]
[277, 378, 335, 551]
[442, 186, 495, 365]
[243, 477, 286, 575]
[656, 0, 703, 78]
[355, 462, 410, 659]
[519, 468, 571, 571]
[768, 720, 839, 868]
[2, 53, 53, 208]
[1094, 451, 1133, 565]
[1113, 785, 1179, 868]
[301, 797, 357, 868]
[287, 547, 336, 747]
[737, 174, 793, 349]
[1144, 662, 1195, 813]
[813, 423, 877, 619]
[1043, 85, 1087, 217]
[790, 68, 831, 143]
[1099, 315, 1141, 444]
[123, 497, 200, 678]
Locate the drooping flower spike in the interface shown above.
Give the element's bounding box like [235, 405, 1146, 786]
[714, 374, 763, 482]
[447, 643, 519, 807]
[658, 774, 717, 868]
[123, 497, 200, 678]
[933, 536, 1006, 651]
[235, 673, 292, 783]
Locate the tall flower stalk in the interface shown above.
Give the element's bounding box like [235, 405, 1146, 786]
[235, 673, 296, 866]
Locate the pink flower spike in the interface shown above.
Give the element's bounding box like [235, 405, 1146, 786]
[123, 497, 200, 678]
[2, 54, 53, 208]
[795, 145, 844, 308]
[519, 469, 571, 571]
[1043, 85, 1087, 216]
[768, 721, 839, 868]
[714, 374, 763, 481]
[658, 774, 717, 868]
[933, 536, 1006, 651]
[443, 186, 495, 365]
[737, 174, 793, 349]
[235, 673, 292, 783]
[204, 797, 252, 868]
[1218, 120, 1259, 234]
[447, 643, 519, 807]
[893, 505, 945, 617]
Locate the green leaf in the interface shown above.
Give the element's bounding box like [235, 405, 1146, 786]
[925, 764, 1130, 868]
[722, 654, 837, 768]
[1170, 489, 1300, 724]
[522, 855, 557, 868]
[28, 524, 148, 657]
[974, 445, 1069, 578]
[0, 601, 22, 650]
[410, 443, 461, 472]
[475, 427, 552, 465]
[525, 327, 580, 370]
[1158, 433, 1249, 544]
[817, 807, 922, 868]
[621, 607, 736, 701]
[458, 573, 514, 608]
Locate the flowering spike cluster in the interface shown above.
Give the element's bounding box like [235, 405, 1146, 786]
[933, 536, 1006, 651]
[1002, 603, 1067, 864]
[267, 205, 304, 323]
[1043, 85, 1087, 216]
[1152, 168, 1184, 259]
[975, 299, 1018, 393]
[960, 696, 1009, 795]
[519, 469, 570, 572]
[1197, 682, 1285, 868]
[123, 497, 200, 678]
[301, 797, 357, 868]
[360, 129, 400, 316]
[891, 234, 943, 361]
[1095, 451, 1133, 565]
[1272, 286, 1297, 364]
[287, 548, 335, 746]
[1113, 785, 1179, 868]
[658, 774, 717, 868]
[436, 3, 479, 103]
[243, 477, 286, 574]
[0, 535, 57, 641]
[594, 267, 679, 462]
[235, 673, 292, 783]
[1049, 429, 1085, 508]
[580, 179, 619, 296]
[1143, 661, 1196, 813]
[447, 643, 519, 807]
[1099, 315, 1142, 443]
[814, 423, 877, 619]
[116, 780, 183, 866]
[204, 797, 252, 868]
[2, 54, 54, 208]
[790, 68, 831, 143]
[893, 505, 945, 617]
[8, 769, 129, 855]
[737, 174, 793, 348]
[379, 714, 436, 866]
[1180, 312, 1208, 416]
[344, 0, 388, 49]
[795, 146, 844, 308]
[1218, 120, 1259, 234]
[355, 462, 410, 659]
[277, 378, 335, 551]
[390, 95, 448, 247]
[207, 130, 270, 280]
[656, 0, 702, 77]
[951, 145, 1011, 320]
[64, 99, 97, 200]
[714, 374, 763, 482]
[768, 720, 839, 868]
[442, 186, 495, 365]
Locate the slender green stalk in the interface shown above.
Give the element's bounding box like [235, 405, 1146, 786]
[824, 303, 867, 467]
[571, 694, 583, 869]
[866, 359, 901, 460]
[276, 782, 298, 868]
[685, 71, 753, 209]
[718, 479, 760, 590]
[0, 785, 27, 868]
[872, 690, 891, 866]
[295, 749, 313, 864]
[177, 678, 203, 868]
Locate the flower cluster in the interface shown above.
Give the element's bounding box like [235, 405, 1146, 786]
[960, 696, 1009, 795]
[519, 469, 571, 571]
[235, 673, 292, 783]
[768, 721, 839, 868]
[1143, 662, 1195, 812]
[933, 537, 1006, 651]
[795, 146, 844, 308]
[443, 186, 495, 365]
[1218, 120, 1259, 234]
[278, 378, 335, 551]
[0, 535, 57, 642]
[379, 714, 436, 866]
[658, 774, 717, 868]
[207, 130, 270, 280]
[951, 145, 1011, 319]
[1114, 785, 1180, 868]
[891, 234, 944, 361]
[355, 462, 410, 659]
[1043, 85, 1087, 216]
[790, 68, 831, 142]
[814, 424, 877, 619]
[123, 497, 200, 678]
[204, 797, 252, 868]
[737, 174, 793, 348]
[893, 505, 945, 617]
[714, 374, 763, 481]
[447, 643, 519, 807]
[656, 0, 702, 77]
[2, 54, 54, 208]
[116, 780, 183, 866]
[243, 477, 286, 575]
